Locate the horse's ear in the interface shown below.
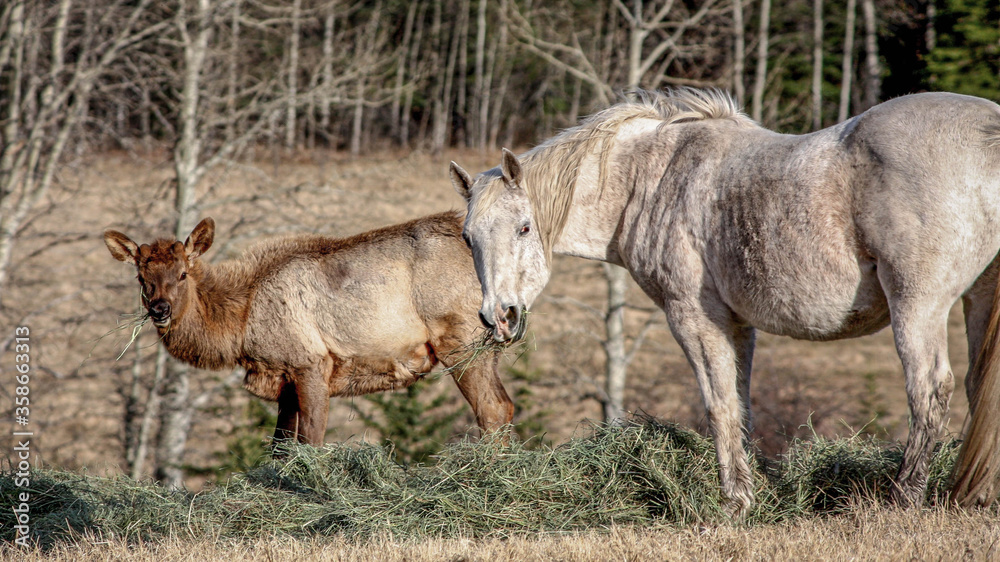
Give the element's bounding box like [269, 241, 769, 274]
[450, 161, 475, 202]
[184, 217, 215, 260]
[104, 230, 140, 266]
[500, 148, 523, 188]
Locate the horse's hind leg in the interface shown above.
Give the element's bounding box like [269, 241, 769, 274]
[880, 266, 957, 506]
[665, 299, 756, 518]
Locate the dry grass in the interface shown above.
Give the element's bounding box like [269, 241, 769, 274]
[3, 420, 994, 560]
[2, 502, 999, 561]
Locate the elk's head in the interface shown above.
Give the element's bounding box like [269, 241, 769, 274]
[104, 218, 215, 330]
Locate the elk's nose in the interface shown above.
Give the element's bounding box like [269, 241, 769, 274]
[149, 299, 171, 321]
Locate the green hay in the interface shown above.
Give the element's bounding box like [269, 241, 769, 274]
[0, 420, 966, 547]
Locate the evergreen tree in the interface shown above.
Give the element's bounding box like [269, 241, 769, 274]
[351, 380, 465, 466]
[926, 0, 1000, 101]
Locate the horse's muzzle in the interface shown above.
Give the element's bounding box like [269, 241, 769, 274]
[482, 304, 526, 342]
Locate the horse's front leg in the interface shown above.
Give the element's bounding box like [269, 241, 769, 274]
[665, 298, 756, 519]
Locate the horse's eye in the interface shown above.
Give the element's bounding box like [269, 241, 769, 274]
[519, 224, 530, 236]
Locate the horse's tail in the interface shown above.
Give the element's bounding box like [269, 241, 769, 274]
[951, 271, 1000, 507]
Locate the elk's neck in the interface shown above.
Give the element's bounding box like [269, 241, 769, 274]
[159, 262, 251, 370]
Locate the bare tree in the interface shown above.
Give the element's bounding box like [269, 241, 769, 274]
[732, 0, 745, 103]
[861, 0, 880, 110]
[391, 0, 419, 141]
[812, 0, 823, 130]
[750, 0, 770, 122]
[319, 6, 336, 140]
[285, 0, 302, 151]
[0, 0, 166, 310]
[838, 0, 857, 122]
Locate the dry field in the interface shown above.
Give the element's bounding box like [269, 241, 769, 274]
[2, 504, 999, 561]
[0, 148, 995, 558]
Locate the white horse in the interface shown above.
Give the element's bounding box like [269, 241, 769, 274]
[450, 89, 1000, 516]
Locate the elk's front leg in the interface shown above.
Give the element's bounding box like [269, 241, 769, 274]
[445, 351, 514, 434]
[273, 382, 300, 444]
[294, 357, 333, 445]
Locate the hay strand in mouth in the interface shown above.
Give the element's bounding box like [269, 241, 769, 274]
[87, 290, 151, 362]
[439, 315, 533, 380]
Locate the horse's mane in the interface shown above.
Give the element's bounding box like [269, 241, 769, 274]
[471, 88, 753, 262]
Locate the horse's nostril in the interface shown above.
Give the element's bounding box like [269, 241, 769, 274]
[478, 310, 494, 329]
[505, 306, 520, 327]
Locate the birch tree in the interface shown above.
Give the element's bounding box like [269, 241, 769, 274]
[838, 0, 857, 122]
[861, 0, 881, 109]
[812, 0, 823, 130]
[732, 0, 745, 103]
[0, 0, 166, 311]
[750, 0, 770, 122]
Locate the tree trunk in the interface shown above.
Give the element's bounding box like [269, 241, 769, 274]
[128, 343, 166, 480]
[751, 0, 771, 122]
[862, 0, 880, 110]
[812, 0, 823, 130]
[432, 0, 461, 155]
[602, 263, 628, 423]
[155, 358, 192, 489]
[838, 0, 857, 122]
[285, 0, 302, 151]
[733, 0, 745, 103]
[226, 0, 240, 143]
[401, 1, 427, 146]
[319, 10, 335, 141]
[350, 2, 381, 158]
[159, 0, 214, 489]
[455, 0, 470, 147]
[391, 0, 418, 140]
[925, 1, 936, 51]
[472, 0, 487, 149]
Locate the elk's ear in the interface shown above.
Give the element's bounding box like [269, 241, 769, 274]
[104, 230, 140, 266]
[500, 148, 523, 188]
[450, 161, 474, 202]
[184, 217, 215, 259]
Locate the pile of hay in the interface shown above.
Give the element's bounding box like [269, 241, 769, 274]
[0, 420, 960, 546]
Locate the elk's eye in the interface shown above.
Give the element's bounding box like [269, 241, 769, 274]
[179, 271, 187, 281]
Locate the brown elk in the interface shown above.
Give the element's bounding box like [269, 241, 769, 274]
[104, 211, 514, 445]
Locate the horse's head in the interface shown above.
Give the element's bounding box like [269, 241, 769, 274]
[104, 218, 215, 330]
[451, 149, 549, 343]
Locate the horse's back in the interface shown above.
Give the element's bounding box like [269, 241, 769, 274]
[667, 93, 1000, 341]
